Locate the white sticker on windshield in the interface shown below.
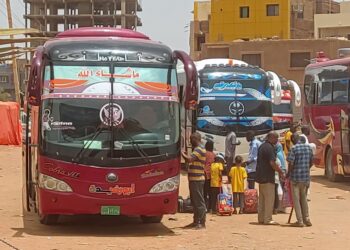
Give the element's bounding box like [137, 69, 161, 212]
[114, 141, 123, 150]
[165, 134, 170, 141]
[100, 103, 124, 126]
[42, 109, 53, 131]
[83, 140, 102, 150]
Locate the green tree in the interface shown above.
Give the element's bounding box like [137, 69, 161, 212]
[0, 88, 11, 101]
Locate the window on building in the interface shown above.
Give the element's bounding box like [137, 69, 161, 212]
[242, 54, 262, 67]
[297, 9, 304, 19]
[240, 6, 249, 18]
[318, 81, 332, 104]
[332, 79, 349, 103]
[0, 76, 9, 83]
[290, 52, 311, 68]
[347, 34, 350, 40]
[267, 4, 279, 16]
[196, 35, 205, 52]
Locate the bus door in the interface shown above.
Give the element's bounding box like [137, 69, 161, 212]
[23, 105, 39, 212]
[340, 109, 350, 175]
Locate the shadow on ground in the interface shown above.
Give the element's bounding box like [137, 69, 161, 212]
[311, 174, 350, 192]
[12, 212, 174, 238]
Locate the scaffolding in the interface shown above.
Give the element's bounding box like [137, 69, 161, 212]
[24, 0, 142, 37]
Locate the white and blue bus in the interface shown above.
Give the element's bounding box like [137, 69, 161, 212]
[179, 58, 282, 158]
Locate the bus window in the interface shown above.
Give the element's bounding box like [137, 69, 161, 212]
[332, 79, 349, 103]
[304, 75, 315, 104]
[318, 81, 332, 104]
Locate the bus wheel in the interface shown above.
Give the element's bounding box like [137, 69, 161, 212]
[39, 214, 59, 225]
[325, 149, 343, 182]
[140, 215, 163, 224]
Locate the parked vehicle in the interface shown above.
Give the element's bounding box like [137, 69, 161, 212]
[303, 50, 350, 181]
[22, 27, 198, 224]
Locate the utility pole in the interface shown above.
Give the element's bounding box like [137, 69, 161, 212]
[5, 0, 21, 105]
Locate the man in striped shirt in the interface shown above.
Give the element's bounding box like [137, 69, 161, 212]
[182, 132, 207, 229]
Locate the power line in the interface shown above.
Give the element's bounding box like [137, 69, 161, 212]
[12, 11, 25, 27]
[0, 1, 6, 9]
[0, 0, 25, 27]
[0, 6, 7, 19]
[15, 0, 26, 9]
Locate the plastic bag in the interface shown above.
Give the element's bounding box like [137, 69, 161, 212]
[277, 182, 283, 201]
[222, 183, 232, 195]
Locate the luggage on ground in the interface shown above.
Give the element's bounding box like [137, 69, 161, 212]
[217, 183, 233, 215]
[178, 196, 193, 213]
[244, 189, 258, 213]
[282, 179, 294, 208]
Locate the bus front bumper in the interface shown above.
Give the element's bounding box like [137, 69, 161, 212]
[38, 189, 178, 216]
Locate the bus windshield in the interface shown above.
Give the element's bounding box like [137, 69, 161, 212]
[41, 99, 179, 167]
[40, 63, 179, 167]
[196, 66, 272, 137]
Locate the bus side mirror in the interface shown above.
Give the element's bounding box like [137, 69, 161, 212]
[267, 71, 281, 105]
[288, 80, 301, 108]
[174, 50, 198, 110]
[27, 46, 44, 106]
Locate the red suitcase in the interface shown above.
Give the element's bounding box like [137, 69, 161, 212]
[244, 189, 258, 213]
[217, 184, 233, 216]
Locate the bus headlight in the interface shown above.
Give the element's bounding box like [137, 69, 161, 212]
[39, 174, 73, 192]
[149, 175, 180, 194]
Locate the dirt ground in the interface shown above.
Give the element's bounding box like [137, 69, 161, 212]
[0, 146, 350, 250]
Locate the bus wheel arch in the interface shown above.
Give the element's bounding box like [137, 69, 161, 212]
[325, 147, 343, 182]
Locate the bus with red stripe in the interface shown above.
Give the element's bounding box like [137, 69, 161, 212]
[22, 27, 198, 224]
[303, 49, 350, 181]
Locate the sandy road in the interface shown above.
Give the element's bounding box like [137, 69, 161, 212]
[0, 146, 350, 250]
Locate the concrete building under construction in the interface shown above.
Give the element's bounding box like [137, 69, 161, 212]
[24, 0, 142, 37]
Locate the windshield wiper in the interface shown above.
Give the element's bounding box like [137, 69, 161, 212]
[72, 125, 104, 164]
[117, 127, 151, 166]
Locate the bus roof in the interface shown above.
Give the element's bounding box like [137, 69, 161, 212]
[56, 27, 150, 40]
[42, 28, 173, 63]
[194, 58, 248, 72]
[306, 56, 350, 70]
[46, 27, 162, 47]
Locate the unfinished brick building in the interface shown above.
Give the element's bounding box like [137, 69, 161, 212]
[24, 0, 142, 37]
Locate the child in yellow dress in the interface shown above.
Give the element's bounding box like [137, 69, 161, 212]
[228, 155, 247, 214]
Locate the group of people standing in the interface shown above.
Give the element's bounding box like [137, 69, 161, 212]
[182, 124, 314, 230]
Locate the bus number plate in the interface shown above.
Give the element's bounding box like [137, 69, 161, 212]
[101, 206, 120, 216]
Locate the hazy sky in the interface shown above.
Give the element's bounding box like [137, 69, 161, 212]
[139, 0, 194, 52]
[1, 0, 347, 52]
[0, 0, 194, 52]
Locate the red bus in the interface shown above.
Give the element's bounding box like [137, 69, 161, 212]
[303, 50, 350, 181]
[22, 28, 198, 224]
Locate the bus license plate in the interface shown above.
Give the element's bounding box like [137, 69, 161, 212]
[101, 206, 120, 216]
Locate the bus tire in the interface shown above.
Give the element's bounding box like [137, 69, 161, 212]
[325, 149, 343, 182]
[39, 214, 59, 225]
[140, 215, 163, 224]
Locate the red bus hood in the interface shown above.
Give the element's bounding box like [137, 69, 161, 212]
[39, 156, 180, 199]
